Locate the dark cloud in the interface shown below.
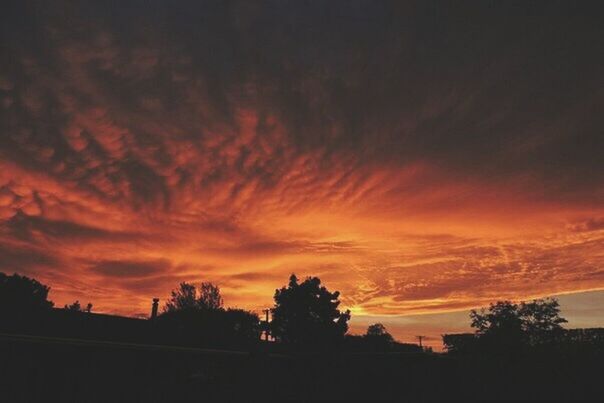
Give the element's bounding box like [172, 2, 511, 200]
[570, 218, 604, 233]
[0, 242, 59, 272]
[1, 0, 602, 208]
[89, 259, 171, 278]
[3, 210, 145, 243]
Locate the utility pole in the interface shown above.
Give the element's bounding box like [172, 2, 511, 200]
[262, 309, 271, 341]
[416, 335, 426, 348]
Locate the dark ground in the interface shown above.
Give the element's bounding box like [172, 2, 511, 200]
[0, 333, 601, 402]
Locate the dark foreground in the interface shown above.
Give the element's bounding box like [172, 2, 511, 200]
[0, 333, 601, 403]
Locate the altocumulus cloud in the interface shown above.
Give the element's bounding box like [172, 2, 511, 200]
[0, 1, 602, 317]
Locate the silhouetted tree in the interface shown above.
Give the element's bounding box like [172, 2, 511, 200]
[364, 323, 394, 351]
[158, 281, 259, 348]
[65, 300, 82, 311]
[164, 282, 198, 312]
[471, 300, 524, 351]
[271, 274, 350, 347]
[519, 298, 567, 345]
[469, 298, 568, 352]
[64, 300, 93, 312]
[0, 272, 54, 313]
[198, 282, 223, 310]
[366, 323, 391, 338]
[164, 281, 224, 312]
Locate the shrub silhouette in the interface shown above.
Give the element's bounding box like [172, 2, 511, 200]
[64, 300, 93, 312]
[65, 300, 82, 311]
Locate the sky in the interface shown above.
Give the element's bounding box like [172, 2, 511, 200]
[1, 1, 603, 348]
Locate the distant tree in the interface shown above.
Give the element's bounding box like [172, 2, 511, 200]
[164, 281, 224, 313]
[158, 282, 259, 348]
[271, 274, 350, 347]
[164, 282, 198, 312]
[64, 300, 93, 312]
[198, 282, 223, 310]
[519, 298, 567, 344]
[469, 298, 568, 351]
[65, 300, 82, 311]
[470, 300, 524, 351]
[0, 272, 54, 313]
[366, 323, 392, 339]
[364, 323, 394, 351]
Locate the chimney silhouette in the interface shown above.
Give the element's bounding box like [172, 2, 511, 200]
[151, 298, 159, 319]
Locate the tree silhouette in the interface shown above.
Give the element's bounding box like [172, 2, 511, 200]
[270, 274, 350, 347]
[470, 300, 524, 351]
[364, 323, 394, 351]
[158, 281, 259, 348]
[164, 282, 198, 312]
[470, 298, 568, 351]
[471, 301, 522, 336]
[198, 282, 223, 310]
[0, 272, 54, 313]
[164, 281, 224, 313]
[366, 323, 391, 338]
[65, 300, 82, 311]
[519, 298, 567, 345]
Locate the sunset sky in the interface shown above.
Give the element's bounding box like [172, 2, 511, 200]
[1, 1, 603, 348]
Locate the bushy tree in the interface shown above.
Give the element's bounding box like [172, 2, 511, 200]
[470, 298, 567, 351]
[164, 282, 198, 312]
[271, 274, 350, 347]
[163, 281, 224, 313]
[198, 282, 223, 310]
[364, 323, 394, 350]
[519, 298, 567, 344]
[471, 301, 523, 338]
[0, 272, 54, 312]
[158, 281, 259, 348]
[366, 323, 390, 338]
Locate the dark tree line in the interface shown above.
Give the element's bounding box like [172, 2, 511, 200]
[442, 298, 600, 355]
[0, 271, 405, 352]
[3, 270, 601, 355]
